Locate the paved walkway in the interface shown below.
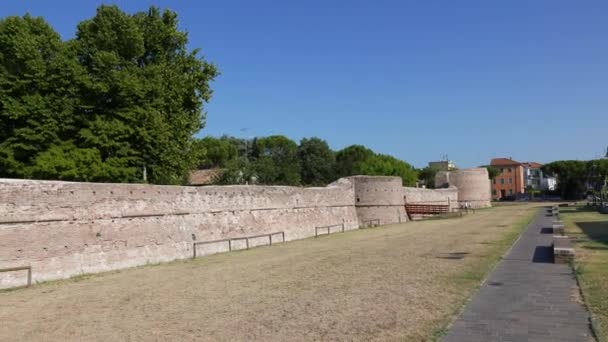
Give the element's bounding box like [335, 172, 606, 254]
[442, 207, 594, 342]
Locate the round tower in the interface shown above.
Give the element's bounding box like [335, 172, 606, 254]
[348, 176, 407, 225]
[435, 168, 491, 208]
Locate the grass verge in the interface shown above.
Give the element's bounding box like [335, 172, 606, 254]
[559, 206, 608, 342]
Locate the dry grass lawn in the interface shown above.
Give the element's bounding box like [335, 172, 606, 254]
[559, 206, 608, 342]
[0, 204, 539, 341]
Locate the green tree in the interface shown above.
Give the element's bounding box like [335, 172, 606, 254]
[214, 157, 255, 185]
[418, 166, 440, 188]
[335, 145, 375, 178]
[193, 136, 238, 168]
[0, 14, 81, 178]
[360, 154, 418, 186]
[334, 144, 417, 185]
[297, 137, 336, 186]
[73, 5, 218, 184]
[0, 6, 218, 184]
[480, 165, 500, 179]
[250, 135, 300, 185]
[585, 159, 608, 192]
[542, 160, 588, 199]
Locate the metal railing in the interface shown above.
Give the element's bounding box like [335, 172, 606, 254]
[193, 231, 285, 258]
[315, 223, 345, 237]
[0, 266, 31, 287]
[361, 219, 380, 228]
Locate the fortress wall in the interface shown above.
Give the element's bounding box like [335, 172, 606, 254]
[0, 178, 358, 288]
[349, 176, 408, 225]
[402, 186, 459, 211]
[435, 168, 492, 208]
[0, 172, 492, 288]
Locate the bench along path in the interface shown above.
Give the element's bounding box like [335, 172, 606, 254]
[442, 208, 593, 342]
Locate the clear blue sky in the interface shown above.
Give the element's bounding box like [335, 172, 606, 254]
[3, 1, 608, 168]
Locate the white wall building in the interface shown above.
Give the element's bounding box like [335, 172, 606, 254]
[522, 162, 556, 191]
[540, 177, 557, 191]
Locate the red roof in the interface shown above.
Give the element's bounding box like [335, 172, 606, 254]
[522, 162, 543, 168]
[189, 169, 224, 185]
[490, 158, 522, 166]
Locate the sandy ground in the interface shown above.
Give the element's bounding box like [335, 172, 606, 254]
[0, 204, 540, 341]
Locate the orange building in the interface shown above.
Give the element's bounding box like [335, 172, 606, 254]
[490, 158, 525, 200]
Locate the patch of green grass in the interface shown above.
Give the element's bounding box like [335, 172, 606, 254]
[431, 326, 450, 340]
[559, 205, 608, 342]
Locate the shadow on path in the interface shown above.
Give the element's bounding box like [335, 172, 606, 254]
[532, 245, 554, 263]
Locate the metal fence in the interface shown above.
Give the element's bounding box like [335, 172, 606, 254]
[361, 219, 380, 228]
[0, 266, 32, 287]
[314, 223, 345, 237]
[193, 231, 285, 258]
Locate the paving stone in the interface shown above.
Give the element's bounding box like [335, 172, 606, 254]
[442, 208, 593, 341]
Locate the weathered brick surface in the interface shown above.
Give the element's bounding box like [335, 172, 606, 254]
[0, 172, 488, 288]
[402, 186, 459, 211]
[349, 176, 409, 225]
[435, 168, 491, 209]
[1, 178, 362, 287]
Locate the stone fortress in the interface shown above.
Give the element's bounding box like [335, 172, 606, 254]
[0, 168, 491, 288]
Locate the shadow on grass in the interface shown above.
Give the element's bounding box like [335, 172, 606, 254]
[532, 246, 554, 263]
[582, 245, 608, 250]
[436, 252, 470, 260]
[576, 221, 608, 246]
[561, 206, 601, 213]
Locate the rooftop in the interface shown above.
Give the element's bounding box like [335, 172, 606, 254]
[490, 158, 522, 166]
[522, 162, 543, 169]
[189, 169, 223, 185]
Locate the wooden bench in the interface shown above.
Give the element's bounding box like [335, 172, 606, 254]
[405, 204, 450, 220]
[553, 236, 575, 264]
[405, 204, 449, 215]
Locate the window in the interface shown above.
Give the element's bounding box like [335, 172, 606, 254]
[509, 178, 513, 184]
[508, 168, 512, 172]
[509, 189, 513, 195]
[500, 168, 504, 172]
[500, 178, 505, 185]
[492, 190, 497, 195]
[493, 179, 496, 184]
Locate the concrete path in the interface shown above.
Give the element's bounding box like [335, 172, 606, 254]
[442, 207, 594, 342]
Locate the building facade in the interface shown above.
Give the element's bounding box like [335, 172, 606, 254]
[490, 158, 525, 200]
[522, 162, 556, 191]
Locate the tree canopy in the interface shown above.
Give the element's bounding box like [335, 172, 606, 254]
[250, 135, 301, 185]
[335, 145, 375, 178]
[542, 159, 608, 199]
[418, 166, 440, 188]
[1, 6, 421, 187]
[0, 6, 218, 184]
[360, 154, 417, 186]
[480, 165, 500, 180]
[198, 137, 418, 187]
[297, 137, 336, 186]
